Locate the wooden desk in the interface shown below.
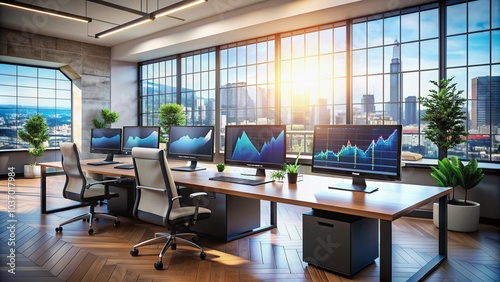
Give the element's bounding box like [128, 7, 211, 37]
[39, 158, 451, 282]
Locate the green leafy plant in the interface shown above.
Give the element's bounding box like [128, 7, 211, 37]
[419, 77, 468, 159]
[92, 108, 119, 128]
[430, 156, 484, 205]
[270, 170, 285, 181]
[283, 152, 301, 174]
[216, 163, 225, 172]
[18, 113, 50, 166]
[158, 103, 186, 143]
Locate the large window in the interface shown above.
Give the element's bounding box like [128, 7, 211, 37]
[181, 48, 217, 126]
[138, 0, 500, 161]
[0, 63, 72, 150]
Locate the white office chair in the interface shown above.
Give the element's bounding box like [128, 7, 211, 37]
[129, 147, 211, 270]
[55, 142, 121, 235]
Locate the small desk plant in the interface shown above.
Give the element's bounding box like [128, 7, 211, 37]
[216, 163, 226, 172]
[18, 113, 50, 178]
[271, 152, 301, 184]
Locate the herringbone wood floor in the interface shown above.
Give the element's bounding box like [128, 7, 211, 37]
[0, 175, 499, 281]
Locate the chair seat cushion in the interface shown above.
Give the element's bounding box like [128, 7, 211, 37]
[169, 206, 211, 222]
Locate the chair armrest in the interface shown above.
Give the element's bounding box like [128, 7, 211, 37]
[189, 192, 207, 198]
[189, 192, 208, 221]
[86, 178, 121, 196]
[172, 195, 183, 202]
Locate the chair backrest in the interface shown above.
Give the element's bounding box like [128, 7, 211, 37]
[59, 142, 87, 202]
[131, 147, 180, 226]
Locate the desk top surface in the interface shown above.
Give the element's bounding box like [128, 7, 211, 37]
[40, 158, 450, 221]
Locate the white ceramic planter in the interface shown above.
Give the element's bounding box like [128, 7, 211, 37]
[24, 164, 41, 178]
[433, 200, 480, 232]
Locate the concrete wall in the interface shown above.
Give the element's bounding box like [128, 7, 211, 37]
[0, 27, 112, 173]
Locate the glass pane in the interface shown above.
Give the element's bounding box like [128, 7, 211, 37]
[306, 31, 319, 56]
[420, 9, 438, 39]
[368, 19, 383, 47]
[384, 43, 400, 74]
[384, 16, 400, 45]
[292, 34, 305, 58]
[319, 28, 333, 54]
[334, 53, 346, 77]
[352, 76, 366, 105]
[18, 66, 37, 77]
[247, 43, 256, 65]
[367, 75, 383, 102]
[401, 42, 419, 71]
[352, 22, 366, 49]
[0, 64, 16, 75]
[368, 47, 383, 74]
[447, 3, 466, 35]
[352, 50, 366, 76]
[257, 41, 268, 63]
[494, 0, 500, 28]
[447, 35, 467, 67]
[333, 26, 346, 52]
[468, 0, 490, 32]
[401, 13, 419, 42]
[493, 30, 500, 63]
[468, 31, 490, 65]
[420, 39, 438, 70]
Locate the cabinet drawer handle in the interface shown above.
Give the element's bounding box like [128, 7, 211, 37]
[317, 221, 334, 228]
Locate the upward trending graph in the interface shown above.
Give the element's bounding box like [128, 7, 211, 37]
[314, 129, 399, 172]
[231, 130, 285, 163]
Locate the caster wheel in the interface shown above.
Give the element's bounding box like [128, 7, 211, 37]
[130, 249, 139, 256]
[154, 261, 163, 270]
[88, 228, 94, 235]
[200, 252, 206, 260]
[55, 227, 62, 233]
[83, 218, 87, 222]
[171, 243, 176, 250]
[114, 221, 120, 227]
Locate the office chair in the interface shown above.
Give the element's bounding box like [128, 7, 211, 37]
[55, 142, 121, 235]
[129, 147, 211, 270]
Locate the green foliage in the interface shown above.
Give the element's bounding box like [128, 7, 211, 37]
[18, 113, 50, 165]
[216, 163, 225, 172]
[270, 170, 286, 181]
[419, 77, 468, 158]
[92, 109, 119, 128]
[158, 103, 186, 142]
[430, 156, 484, 204]
[283, 152, 301, 174]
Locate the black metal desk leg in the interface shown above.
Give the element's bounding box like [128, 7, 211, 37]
[380, 219, 392, 282]
[438, 195, 447, 256]
[40, 166, 47, 214]
[270, 201, 277, 226]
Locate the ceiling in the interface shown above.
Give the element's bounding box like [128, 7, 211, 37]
[0, 0, 435, 62]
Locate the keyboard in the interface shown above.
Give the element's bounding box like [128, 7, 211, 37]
[209, 175, 274, 186]
[114, 164, 134, 170]
[87, 161, 120, 166]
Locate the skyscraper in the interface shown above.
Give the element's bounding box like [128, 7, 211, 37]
[389, 40, 401, 123]
[471, 76, 500, 131]
[404, 96, 417, 125]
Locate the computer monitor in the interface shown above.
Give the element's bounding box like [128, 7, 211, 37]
[311, 124, 402, 193]
[224, 124, 286, 177]
[121, 126, 160, 155]
[167, 125, 215, 171]
[89, 128, 122, 165]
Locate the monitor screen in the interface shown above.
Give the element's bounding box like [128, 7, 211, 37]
[311, 124, 402, 193]
[121, 126, 160, 155]
[224, 124, 286, 177]
[167, 125, 215, 171]
[89, 128, 122, 165]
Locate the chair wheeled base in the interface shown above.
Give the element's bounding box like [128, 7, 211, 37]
[55, 203, 120, 235]
[130, 231, 206, 270]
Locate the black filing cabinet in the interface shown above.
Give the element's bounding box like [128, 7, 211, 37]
[303, 209, 378, 276]
[178, 187, 260, 241]
[107, 178, 135, 217]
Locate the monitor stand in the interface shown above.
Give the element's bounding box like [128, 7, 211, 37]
[241, 168, 266, 177]
[88, 154, 120, 166]
[171, 160, 206, 171]
[328, 176, 378, 193]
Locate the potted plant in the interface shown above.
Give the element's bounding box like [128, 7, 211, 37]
[18, 113, 50, 178]
[270, 170, 286, 182]
[283, 152, 301, 184]
[431, 156, 484, 232]
[216, 163, 225, 172]
[158, 103, 186, 144]
[92, 108, 119, 128]
[419, 77, 468, 160]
